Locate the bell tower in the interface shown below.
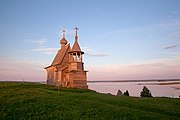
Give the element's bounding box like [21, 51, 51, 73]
[68, 27, 88, 89]
[69, 27, 84, 71]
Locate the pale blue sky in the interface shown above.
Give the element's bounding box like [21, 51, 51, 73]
[0, 0, 180, 81]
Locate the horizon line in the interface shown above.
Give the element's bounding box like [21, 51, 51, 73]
[0, 78, 180, 83]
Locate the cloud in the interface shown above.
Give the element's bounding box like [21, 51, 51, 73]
[172, 10, 179, 14]
[163, 43, 180, 49]
[86, 53, 109, 57]
[166, 31, 180, 40]
[23, 38, 59, 55]
[86, 55, 180, 81]
[32, 48, 59, 55]
[82, 47, 109, 57]
[87, 62, 180, 81]
[23, 38, 47, 46]
[0, 55, 46, 81]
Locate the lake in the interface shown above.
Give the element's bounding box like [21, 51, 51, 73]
[88, 81, 180, 98]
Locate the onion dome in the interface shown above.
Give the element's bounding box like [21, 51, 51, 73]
[60, 37, 67, 45]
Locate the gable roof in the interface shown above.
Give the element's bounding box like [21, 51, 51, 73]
[51, 44, 70, 66]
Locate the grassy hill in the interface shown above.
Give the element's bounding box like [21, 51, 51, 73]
[0, 82, 180, 120]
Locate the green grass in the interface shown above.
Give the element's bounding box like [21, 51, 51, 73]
[0, 82, 180, 120]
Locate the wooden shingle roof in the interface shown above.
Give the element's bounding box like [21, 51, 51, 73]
[51, 44, 70, 66]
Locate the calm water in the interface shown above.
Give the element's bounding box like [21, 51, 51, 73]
[88, 81, 180, 98]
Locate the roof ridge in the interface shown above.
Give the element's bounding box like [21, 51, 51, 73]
[51, 44, 70, 66]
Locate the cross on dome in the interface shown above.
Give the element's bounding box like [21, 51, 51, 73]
[60, 29, 67, 45]
[74, 27, 79, 41]
[62, 29, 66, 38]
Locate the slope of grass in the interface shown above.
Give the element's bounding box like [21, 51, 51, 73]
[0, 82, 180, 120]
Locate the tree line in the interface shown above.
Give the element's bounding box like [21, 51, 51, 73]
[117, 86, 153, 97]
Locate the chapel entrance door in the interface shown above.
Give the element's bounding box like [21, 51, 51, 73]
[62, 68, 70, 87]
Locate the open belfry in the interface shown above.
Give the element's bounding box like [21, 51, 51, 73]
[45, 28, 88, 89]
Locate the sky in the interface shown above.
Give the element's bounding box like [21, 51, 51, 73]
[0, 0, 180, 81]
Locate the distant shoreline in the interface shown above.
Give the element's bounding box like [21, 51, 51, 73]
[0, 79, 180, 83]
[87, 79, 180, 83]
[138, 82, 180, 85]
